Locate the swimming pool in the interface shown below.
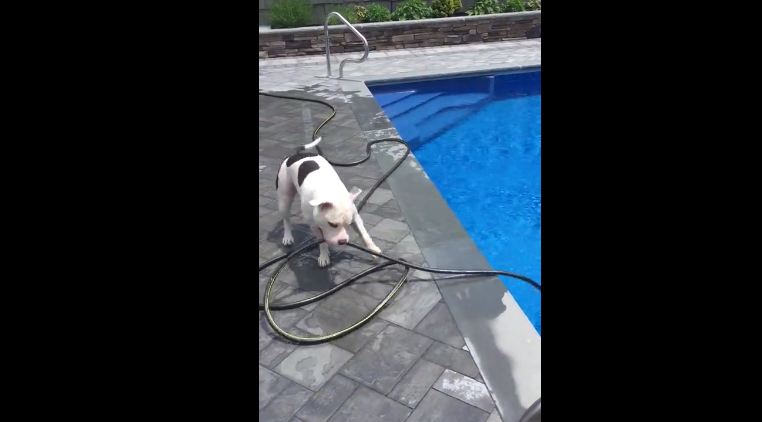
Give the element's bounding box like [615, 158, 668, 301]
[369, 70, 541, 334]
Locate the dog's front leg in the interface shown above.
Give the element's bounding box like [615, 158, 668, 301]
[353, 212, 382, 257]
[317, 244, 331, 267]
[311, 225, 331, 267]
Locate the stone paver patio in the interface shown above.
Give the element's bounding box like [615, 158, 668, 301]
[260, 39, 540, 422]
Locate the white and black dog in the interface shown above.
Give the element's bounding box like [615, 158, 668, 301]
[275, 137, 382, 267]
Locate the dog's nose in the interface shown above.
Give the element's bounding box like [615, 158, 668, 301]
[338, 239, 347, 245]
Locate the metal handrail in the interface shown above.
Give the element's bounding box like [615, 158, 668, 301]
[324, 12, 369, 79]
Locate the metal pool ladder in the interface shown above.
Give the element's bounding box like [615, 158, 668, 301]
[324, 12, 369, 79]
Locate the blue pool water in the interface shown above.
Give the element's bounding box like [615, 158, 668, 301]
[369, 71, 541, 334]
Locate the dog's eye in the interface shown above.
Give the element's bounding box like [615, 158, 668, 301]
[328, 223, 338, 228]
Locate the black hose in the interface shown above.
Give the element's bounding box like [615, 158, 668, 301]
[258, 90, 540, 345]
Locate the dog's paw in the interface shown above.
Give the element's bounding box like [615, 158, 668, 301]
[282, 234, 294, 246]
[318, 254, 331, 268]
[368, 244, 382, 259]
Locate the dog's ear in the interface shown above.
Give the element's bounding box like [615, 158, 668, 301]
[349, 186, 362, 202]
[309, 199, 333, 210]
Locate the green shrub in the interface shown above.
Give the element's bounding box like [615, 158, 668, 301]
[270, 0, 312, 28]
[391, 0, 433, 21]
[431, 0, 462, 17]
[502, 0, 525, 12]
[364, 3, 392, 22]
[354, 5, 368, 22]
[327, 4, 359, 24]
[468, 0, 538, 15]
[468, 0, 501, 15]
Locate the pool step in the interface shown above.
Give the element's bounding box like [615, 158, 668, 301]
[373, 90, 417, 108]
[381, 92, 444, 120]
[400, 107, 476, 149]
[417, 106, 478, 145]
[390, 92, 491, 147]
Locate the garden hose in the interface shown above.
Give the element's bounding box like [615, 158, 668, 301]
[258, 90, 541, 345]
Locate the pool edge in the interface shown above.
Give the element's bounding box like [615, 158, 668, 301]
[348, 72, 541, 422]
[364, 65, 541, 87]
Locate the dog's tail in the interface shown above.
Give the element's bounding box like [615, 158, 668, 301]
[301, 136, 322, 151]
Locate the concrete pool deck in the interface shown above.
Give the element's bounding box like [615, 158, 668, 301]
[259, 39, 541, 422]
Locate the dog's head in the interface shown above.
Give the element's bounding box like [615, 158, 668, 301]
[310, 187, 362, 246]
